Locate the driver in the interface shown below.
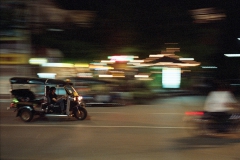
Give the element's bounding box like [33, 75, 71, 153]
[49, 87, 65, 114]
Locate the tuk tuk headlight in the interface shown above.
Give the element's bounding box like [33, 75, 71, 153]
[78, 96, 83, 101]
[74, 96, 82, 102]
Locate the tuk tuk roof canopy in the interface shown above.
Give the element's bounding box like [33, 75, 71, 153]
[10, 77, 69, 86]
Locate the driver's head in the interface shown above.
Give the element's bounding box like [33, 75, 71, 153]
[50, 87, 56, 93]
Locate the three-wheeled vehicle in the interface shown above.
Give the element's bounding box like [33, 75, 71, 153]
[8, 77, 88, 122]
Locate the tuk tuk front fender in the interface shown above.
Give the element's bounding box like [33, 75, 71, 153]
[17, 106, 33, 117]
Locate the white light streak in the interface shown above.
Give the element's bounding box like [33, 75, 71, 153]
[134, 75, 149, 78]
[101, 60, 116, 63]
[149, 54, 164, 57]
[29, 58, 47, 64]
[41, 63, 74, 67]
[224, 54, 240, 57]
[201, 66, 218, 69]
[179, 58, 194, 61]
[99, 75, 113, 78]
[37, 73, 56, 78]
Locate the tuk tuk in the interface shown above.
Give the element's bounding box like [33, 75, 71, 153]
[8, 77, 88, 122]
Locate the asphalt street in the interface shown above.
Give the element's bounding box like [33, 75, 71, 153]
[1, 96, 240, 160]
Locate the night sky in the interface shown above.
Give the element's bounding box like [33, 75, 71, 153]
[46, 1, 240, 78]
[53, 0, 240, 49]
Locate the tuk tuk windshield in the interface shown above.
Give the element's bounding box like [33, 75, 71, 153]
[64, 85, 79, 97]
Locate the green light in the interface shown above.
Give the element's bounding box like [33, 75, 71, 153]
[12, 98, 19, 103]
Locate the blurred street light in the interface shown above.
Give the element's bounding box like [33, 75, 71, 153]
[224, 54, 240, 57]
[47, 28, 64, 32]
[29, 58, 47, 64]
[179, 58, 194, 61]
[201, 66, 218, 69]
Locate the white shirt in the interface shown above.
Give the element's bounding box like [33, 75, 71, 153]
[204, 91, 237, 112]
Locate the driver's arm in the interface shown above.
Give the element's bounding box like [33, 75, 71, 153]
[53, 95, 65, 101]
[52, 97, 57, 102]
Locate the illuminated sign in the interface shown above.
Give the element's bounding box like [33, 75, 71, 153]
[162, 68, 181, 88]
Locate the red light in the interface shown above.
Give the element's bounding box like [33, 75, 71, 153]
[10, 103, 15, 108]
[185, 111, 204, 116]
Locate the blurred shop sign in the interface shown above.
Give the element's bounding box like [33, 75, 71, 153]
[0, 53, 29, 64]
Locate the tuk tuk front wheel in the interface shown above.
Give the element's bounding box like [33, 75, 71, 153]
[74, 107, 87, 120]
[20, 109, 33, 122]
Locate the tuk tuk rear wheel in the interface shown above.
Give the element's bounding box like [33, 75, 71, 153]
[20, 109, 33, 122]
[74, 107, 87, 120]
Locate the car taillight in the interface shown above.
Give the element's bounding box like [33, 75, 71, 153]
[185, 111, 204, 116]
